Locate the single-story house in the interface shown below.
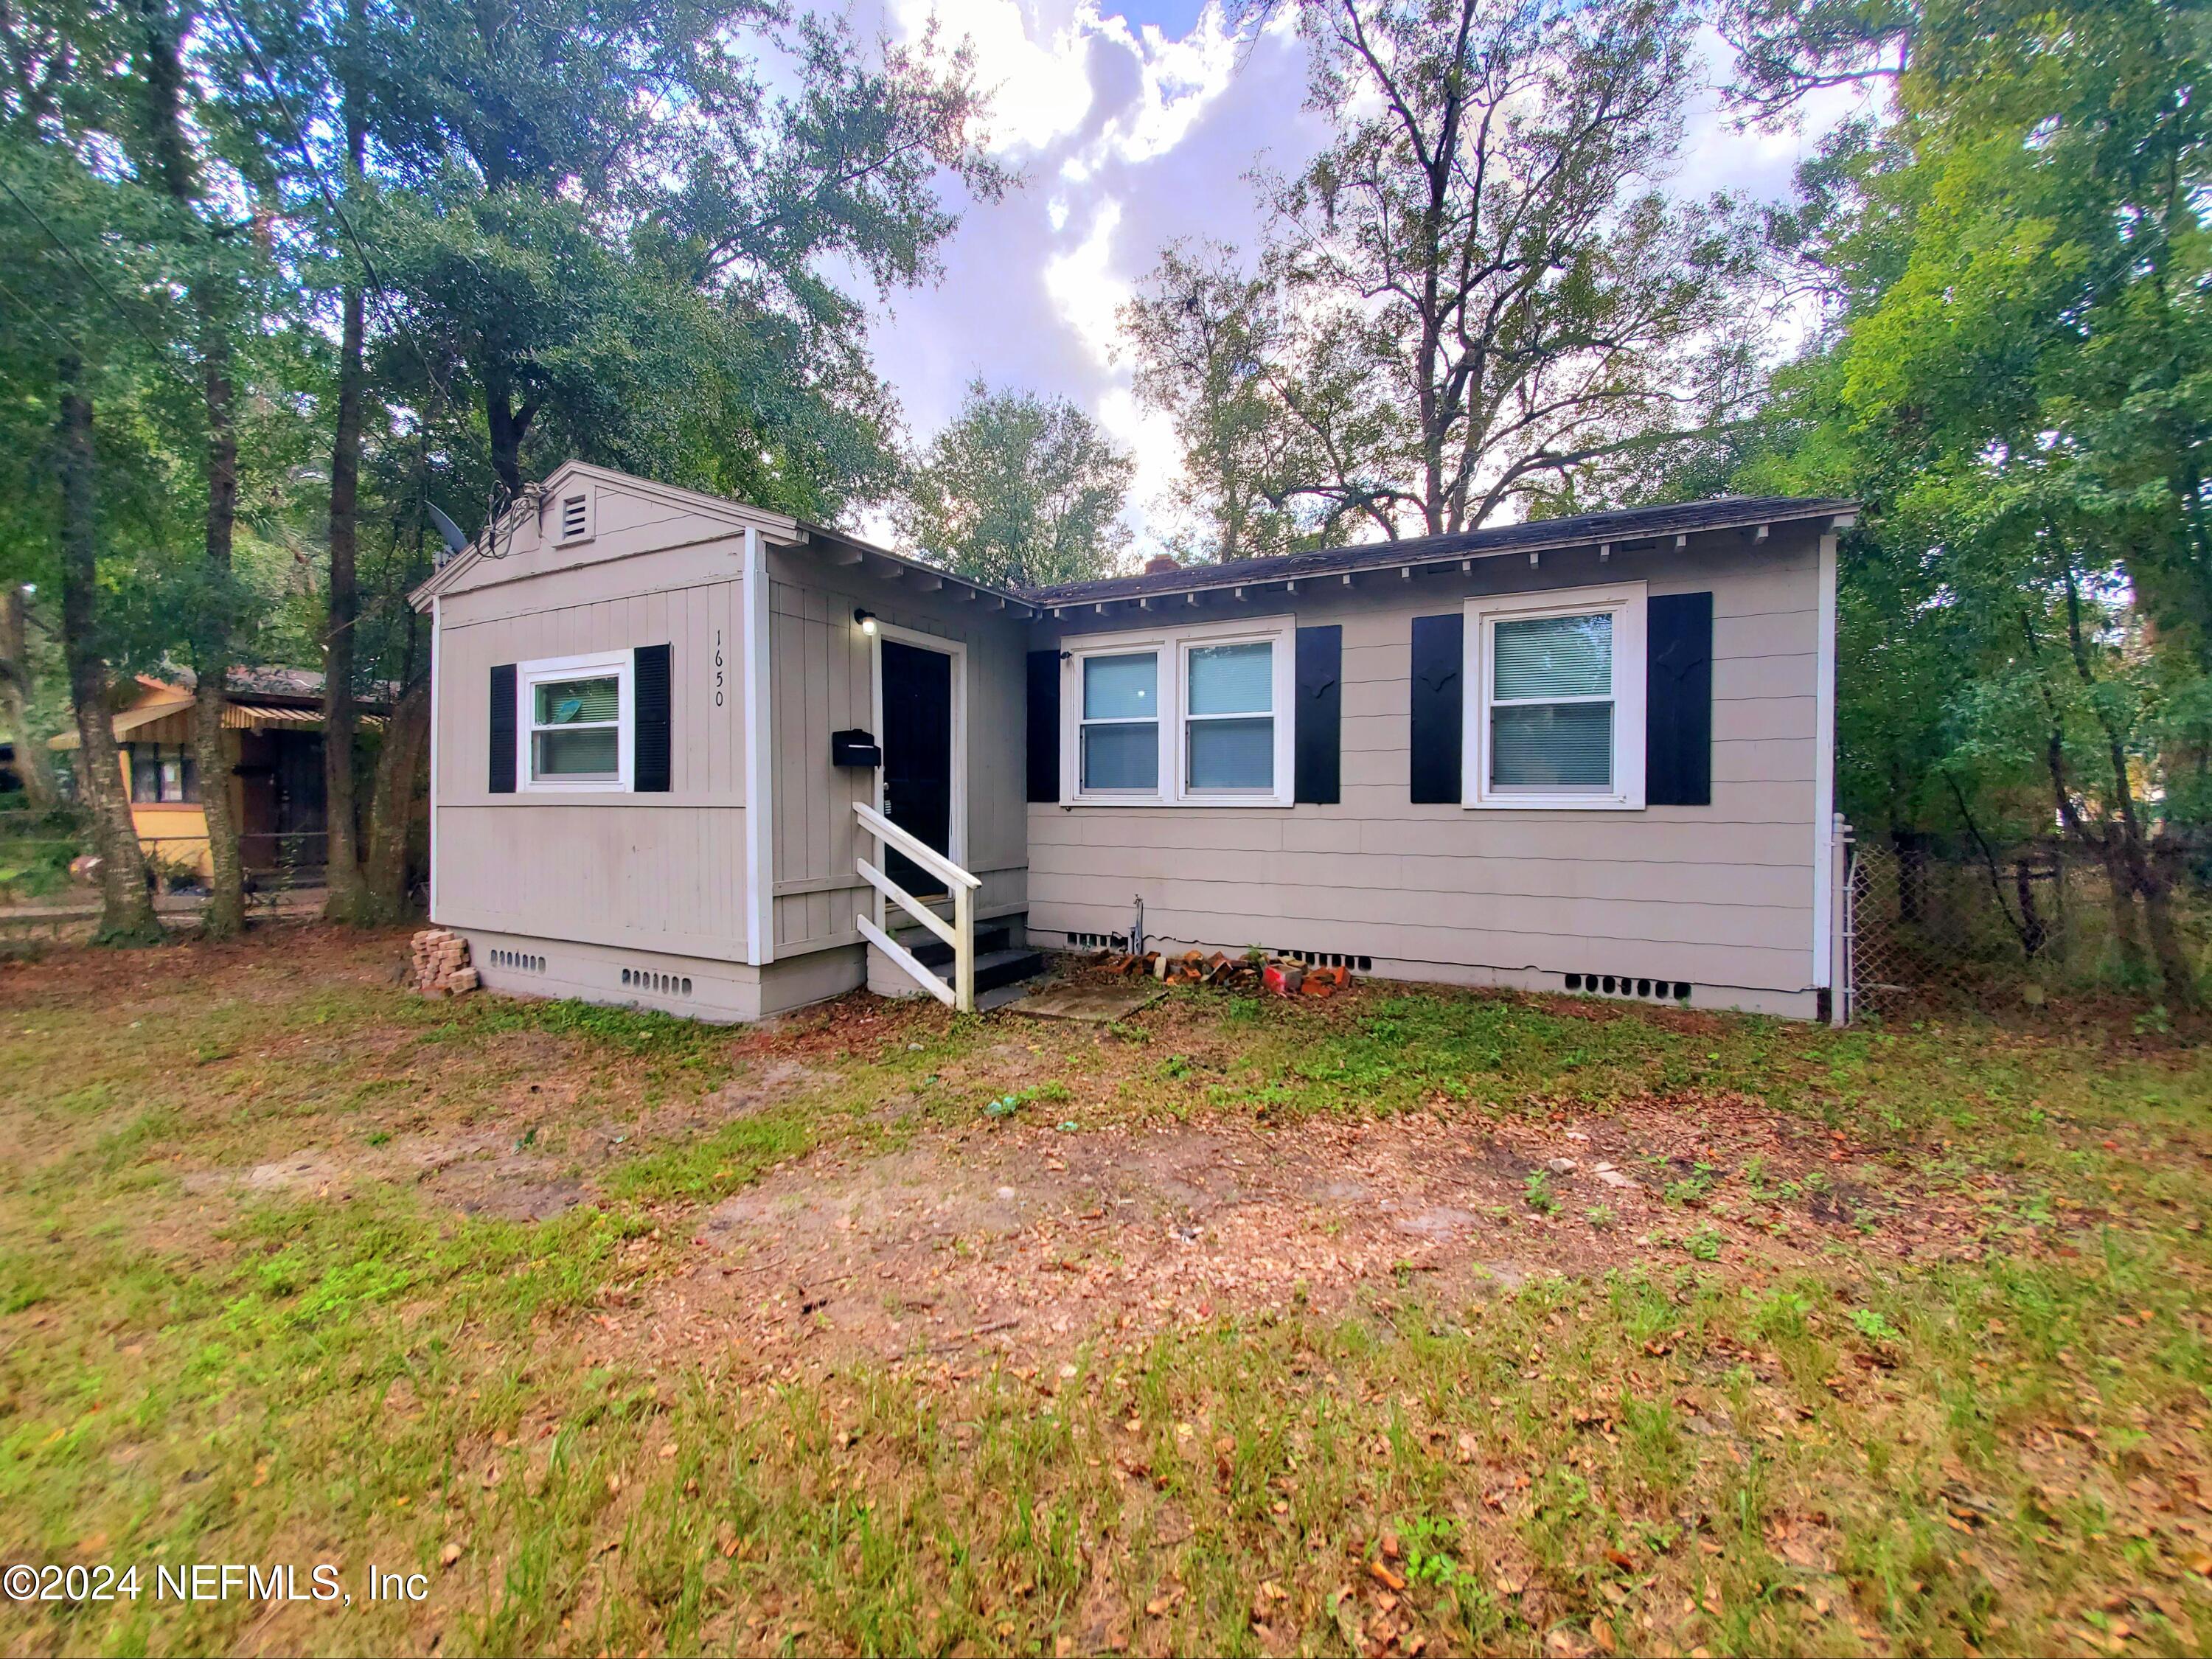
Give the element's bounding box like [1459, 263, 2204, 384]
[409, 462, 1854, 1023]
[51, 667, 386, 879]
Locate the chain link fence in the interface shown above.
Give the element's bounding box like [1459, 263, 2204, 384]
[1846, 832, 2212, 1016]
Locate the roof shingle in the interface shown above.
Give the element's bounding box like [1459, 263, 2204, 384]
[1020, 495, 1856, 607]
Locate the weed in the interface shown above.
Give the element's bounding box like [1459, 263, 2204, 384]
[1851, 1307, 1902, 1343]
[1523, 1170, 1559, 1214]
[1664, 1161, 1722, 1206]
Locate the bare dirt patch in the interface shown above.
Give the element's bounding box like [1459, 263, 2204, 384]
[624, 1089, 2005, 1376]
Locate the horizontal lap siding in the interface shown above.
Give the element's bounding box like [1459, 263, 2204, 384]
[1026, 531, 1825, 993]
[435, 551, 748, 961]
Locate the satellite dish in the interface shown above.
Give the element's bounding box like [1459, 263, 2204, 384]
[425, 501, 468, 563]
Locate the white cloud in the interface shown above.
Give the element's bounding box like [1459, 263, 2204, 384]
[885, 0, 1099, 153]
[1043, 196, 1129, 368]
[839, 0, 1866, 559]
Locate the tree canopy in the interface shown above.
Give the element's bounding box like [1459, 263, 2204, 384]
[893, 380, 1135, 588]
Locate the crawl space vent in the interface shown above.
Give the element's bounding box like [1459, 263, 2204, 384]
[622, 967, 692, 997]
[1565, 973, 1692, 1003]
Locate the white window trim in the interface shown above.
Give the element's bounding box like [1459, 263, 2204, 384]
[518, 648, 633, 793]
[1060, 613, 1295, 807]
[1463, 582, 1647, 811]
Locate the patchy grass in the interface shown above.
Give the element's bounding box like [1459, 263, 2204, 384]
[1, 926, 2211, 1656]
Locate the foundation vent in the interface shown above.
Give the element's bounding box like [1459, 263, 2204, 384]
[490, 949, 545, 973]
[1278, 949, 1373, 972]
[1565, 973, 1692, 1003]
[622, 967, 693, 997]
[1065, 931, 1129, 951]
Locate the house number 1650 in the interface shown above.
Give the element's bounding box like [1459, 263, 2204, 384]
[714, 630, 724, 707]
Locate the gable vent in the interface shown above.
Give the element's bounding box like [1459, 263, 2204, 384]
[559, 493, 589, 540]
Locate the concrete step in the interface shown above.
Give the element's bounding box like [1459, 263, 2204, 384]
[902, 922, 1012, 969]
[966, 947, 1047, 995]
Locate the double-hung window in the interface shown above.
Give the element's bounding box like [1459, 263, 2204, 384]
[519, 651, 633, 791]
[1183, 641, 1275, 793]
[1065, 616, 1293, 806]
[1079, 651, 1159, 793]
[1465, 583, 1646, 810]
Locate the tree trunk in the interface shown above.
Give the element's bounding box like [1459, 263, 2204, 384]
[2061, 563, 2196, 1006]
[192, 316, 246, 938]
[1, 586, 60, 808]
[140, 0, 244, 936]
[55, 356, 159, 944]
[487, 386, 526, 503]
[361, 671, 428, 919]
[322, 5, 370, 922]
[322, 281, 369, 921]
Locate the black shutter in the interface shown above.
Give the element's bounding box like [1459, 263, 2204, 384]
[1408, 613, 1463, 804]
[634, 643, 672, 792]
[1646, 591, 1712, 806]
[1294, 624, 1341, 804]
[488, 663, 517, 793]
[1026, 650, 1061, 803]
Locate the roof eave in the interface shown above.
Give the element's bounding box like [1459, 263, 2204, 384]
[796, 523, 1042, 615]
[1023, 499, 1860, 611]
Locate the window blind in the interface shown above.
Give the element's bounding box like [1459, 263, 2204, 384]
[535, 676, 619, 724]
[1492, 614, 1611, 700]
[1186, 643, 1270, 713]
[1492, 703, 1613, 788]
[1081, 651, 1159, 790]
[1083, 653, 1155, 718]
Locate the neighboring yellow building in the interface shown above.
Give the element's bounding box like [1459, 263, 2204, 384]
[52, 669, 386, 880]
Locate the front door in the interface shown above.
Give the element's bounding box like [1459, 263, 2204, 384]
[879, 639, 954, 899]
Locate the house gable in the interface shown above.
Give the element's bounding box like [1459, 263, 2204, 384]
[411, 462, 805, 609]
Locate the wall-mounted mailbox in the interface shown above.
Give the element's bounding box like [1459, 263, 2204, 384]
[832, 728, 881, 768]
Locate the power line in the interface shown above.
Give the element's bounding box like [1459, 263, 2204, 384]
[0, 272, 89, 358]
[0, 170, 201, 397]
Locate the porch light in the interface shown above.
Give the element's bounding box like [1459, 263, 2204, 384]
[853, 608, 877, 636]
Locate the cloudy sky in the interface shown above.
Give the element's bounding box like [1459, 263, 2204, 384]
[830, 0, 1863, 552]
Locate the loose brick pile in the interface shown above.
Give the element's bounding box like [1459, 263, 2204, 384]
[408, 928, 479, 997]
[1096, 948, 1351, 998]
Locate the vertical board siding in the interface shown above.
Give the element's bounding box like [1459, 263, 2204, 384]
[437, 571, 748, 962]
[1025, 532, 1825, 993]
[762, 552, 1032, 958]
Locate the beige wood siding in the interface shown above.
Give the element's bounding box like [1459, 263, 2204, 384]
[765, 553, 1030, 956]
[431, 470, 796, 605]
[434, 554, 750, 961]
[1026, 526, 1826, 997]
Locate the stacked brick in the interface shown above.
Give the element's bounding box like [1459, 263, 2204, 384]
[408, 928, 479, 997]
[1097, 947, 1352, 997]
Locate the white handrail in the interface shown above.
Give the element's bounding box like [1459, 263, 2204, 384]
[854, 801, 979, 892]
[856, 914, 956, 1007]
[853, 800, 978, 1012]
[858, 857, 955, 947]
